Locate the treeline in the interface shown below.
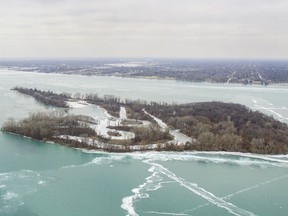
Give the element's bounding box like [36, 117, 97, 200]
[12, 86, 146, 120]
[12, 87, 70, 108]
[83, 93, 121, 117]
[1, 112, 96, 141]
[132, 125, 171, 144]
[107, 124, 171, 144]
[12, 86, 123, 115]
[144, 101, 288, 154]
[77, 92, 155, 121]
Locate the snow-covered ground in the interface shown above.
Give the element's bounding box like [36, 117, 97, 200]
[120, 106, 127, 120]
[61, 101, 193, 149]
[143, 109, 167, 129]
[143, 109, 193, 144]
[90, 106, 135, 140]
[69, 103, 135, 140]
[170, 130, 194, 145]
[67, 100, 89, 108]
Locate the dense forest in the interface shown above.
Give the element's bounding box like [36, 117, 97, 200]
[4, 87, 288, 154]
[144, 102, 288, 154]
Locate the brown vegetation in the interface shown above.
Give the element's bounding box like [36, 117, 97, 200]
[144, 101, 288, 154]
[107, 130, 121, 137]
[1, 112, 96, 142]
[6, 87, 288, 154]
[12, 87, 70, 108]
[132, 124, 172, 144]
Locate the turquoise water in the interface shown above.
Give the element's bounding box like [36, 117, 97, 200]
[0, 69, 288, 216]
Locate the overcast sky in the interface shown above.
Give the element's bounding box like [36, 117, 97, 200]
[0, 0, 288, 59]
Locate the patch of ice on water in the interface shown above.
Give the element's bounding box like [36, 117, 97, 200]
[2, 192, 18, 201]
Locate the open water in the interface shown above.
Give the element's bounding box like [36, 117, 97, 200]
[0, 69, 288, 216]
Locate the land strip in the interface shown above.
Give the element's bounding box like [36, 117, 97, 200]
[2, 87, 288, 154]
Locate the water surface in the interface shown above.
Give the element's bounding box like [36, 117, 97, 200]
[0, 69, 287, 216]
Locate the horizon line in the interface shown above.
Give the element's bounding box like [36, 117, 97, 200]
[1, 57, 288, 61]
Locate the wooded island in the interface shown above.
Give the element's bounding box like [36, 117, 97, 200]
[2, 87, 288, 154]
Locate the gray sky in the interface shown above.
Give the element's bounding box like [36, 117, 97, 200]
[0, 0, 288, 59]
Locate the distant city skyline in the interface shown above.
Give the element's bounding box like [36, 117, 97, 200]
[0, 0, 288, 59]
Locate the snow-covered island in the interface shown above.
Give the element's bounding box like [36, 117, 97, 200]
[2, 87, 288, 154]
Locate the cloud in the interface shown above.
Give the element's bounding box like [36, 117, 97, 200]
[0, 0, 288, 58]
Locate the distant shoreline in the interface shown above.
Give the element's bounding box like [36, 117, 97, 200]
[2, 57, 288, 85]
[5, 68, 288, 86]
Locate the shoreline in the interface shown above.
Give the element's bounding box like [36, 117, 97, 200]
[4, 68, 288, 86]
[4, 130, 288, 159]
[4, 131, 288, 156]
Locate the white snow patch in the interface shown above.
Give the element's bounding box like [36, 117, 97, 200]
[67, 100, 89, 108]
[120, 107, 127, 120]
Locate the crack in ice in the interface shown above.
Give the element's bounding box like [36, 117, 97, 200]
[183, 174, 288, 214]
[145, 160, 258, 216]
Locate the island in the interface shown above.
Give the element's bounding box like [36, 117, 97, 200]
[2, 87, 288, 154]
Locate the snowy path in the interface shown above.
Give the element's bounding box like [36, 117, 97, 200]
[143, 109, 193, 144]
[120, 107, 127, 120]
